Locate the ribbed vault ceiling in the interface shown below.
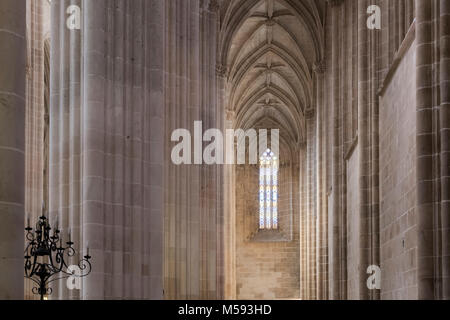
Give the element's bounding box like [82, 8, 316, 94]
[219, 0, 325, 147]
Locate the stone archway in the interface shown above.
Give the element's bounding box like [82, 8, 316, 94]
[219, 0, 326, 300]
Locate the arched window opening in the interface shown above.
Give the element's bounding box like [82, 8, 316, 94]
[259, 149, 278, 230]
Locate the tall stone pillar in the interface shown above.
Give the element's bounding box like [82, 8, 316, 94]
[415, 0, 436, 299]
[357, 0, 382, 300]
[164, 0, 222, 300]
[220, 75, 236, 300]
[305, 108, 317, 299]
[328, 0, 346, 300]
[356, 0, 370, 300]
[0, 0, 26, 300]
[415, 0, 450, 300]
[50, 0, 165, 300]
[299, 142, 308, 299]
[199, 0, 222, 298]
[314, 61, 328, 300]
[24, 0, 51, 299]
[440, 0, 450, 300]
[353, 0, 382, 300]
[369, 0, 381, 300]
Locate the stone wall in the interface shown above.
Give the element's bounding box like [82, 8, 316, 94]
[235, 161, 300, 300]
[321, 0, 420, 299]
[379, 39, 417, 299]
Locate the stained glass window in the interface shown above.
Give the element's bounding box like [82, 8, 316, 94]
[259, 149, 278, 230]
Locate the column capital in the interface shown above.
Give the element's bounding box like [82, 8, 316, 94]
[313, 60, 326, 74]
[201, 0, 220, 12]
[208, 0, 220, 13]
[225, 108, 235, 121]
[216, 63, 228, 78]
[305, 108, 316, 119]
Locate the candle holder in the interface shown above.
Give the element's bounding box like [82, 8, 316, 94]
[24, 207, 92, 300]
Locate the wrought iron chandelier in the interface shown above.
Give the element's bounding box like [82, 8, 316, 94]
[24, 204, 92, 300]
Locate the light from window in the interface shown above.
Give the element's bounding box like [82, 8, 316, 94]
[259, 149, 278, 229]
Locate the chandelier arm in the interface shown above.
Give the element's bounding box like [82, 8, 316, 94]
[59, 249, 72, 270]
[46, 271, 90, 285]
[24, 241, 33, 254]
[30, 255, 39, 277]
[47, 246, 56, 269]
[42, 272, 54, 285]
[46, 262, 60, 275]
[24, 261, 32, 277]
[77, 259, 92, 274]
[24, 275, 42, 287]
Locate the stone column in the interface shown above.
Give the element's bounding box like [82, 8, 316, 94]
[49, 0, 81, 299]
[328, 0, 346, 300]
[369, 0, 381, 301]
[50, 0, 165, 300]
[415, 0, 437, 300]
[299, 142, 308, 299]
[214, 17, 226, 300]
[199, 0, 221, 298]
[25, 0, 48, 222]
[0, 0, 26, 300]
[440, 0, 450, 300]
[357, 0, 370, 300]
[314, 61, 328, 300]
[305, 108, 317, 299]
[24, 0, 51, 299]
[357, 0, 381, 300]
[415, 0, 450, 300]
[220, 77, 236, 300]
[164, 0, 221, 300]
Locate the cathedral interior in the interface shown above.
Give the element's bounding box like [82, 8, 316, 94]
[0, 0, 449, 300]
